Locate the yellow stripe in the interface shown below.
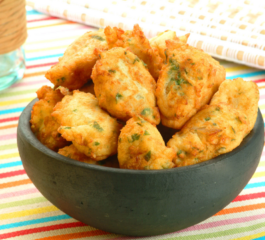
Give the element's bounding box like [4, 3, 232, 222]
[0, 205, 58, 220]
[25, 35, 80, 45]
[25, 45, 69, 54]
[0, 152, 19, 160]
[225, 65, 250, 73]
[253, 171, 265, 178]
[233, 230, 265, 240]
[0, 98, 34, 107]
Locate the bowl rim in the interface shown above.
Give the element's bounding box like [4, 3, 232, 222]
[18, 98, 263, 175]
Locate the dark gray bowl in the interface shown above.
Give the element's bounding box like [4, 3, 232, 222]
[17, 99, 264, 237]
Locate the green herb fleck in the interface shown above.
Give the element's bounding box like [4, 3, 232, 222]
[177, 150, 183, 156]
[124, 51, 127, 55]
[218, 147, 226, 152]
[93, 121, 103, 132]
[116, 93, 123, 102]
[99, 54, 101, 59]
[137, 123, 143, 126]
[131, 133, 140, 142]
[119, 138, 122, 143]
[73, 109, 77, 112]
[144, 151, 151, 162]
[141, 108, 151, 116]
[213, 123, 217, 126]
[144, 130, 150, 135]
[64, 126, 71, 129]
[108, 69, 116, 73]
[191, 63, 195, 65]
[164, 50, 168, 61]
[142, 61, 147, 67]
[184, 69, 188, 74]
[216, 107, 220, 111]
[133, 58, 140, 64]
[91, 35, 105, 41]
[57, 77, 66, 83]
[205, 117, 211, 121]
[94, 141, 100, 146]
[231, 126, 236, 134]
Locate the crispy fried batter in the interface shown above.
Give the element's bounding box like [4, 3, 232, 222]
[118, 116, 175, 170]
[30, 86, 69, 151]
[104, 24, 163, 79]
[167, 78, 259, 167]
[210, 78, 259, 133]
[45, 29, 108, 90]
[52, 90, 122, 160]
[91, 47, 160, 125]
[150, 30, 189, 61]
[156, 40, 226, 129]
[58, 144, 119, 168]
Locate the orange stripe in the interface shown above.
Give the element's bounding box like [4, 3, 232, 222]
[0, 124, 18, 130]
[24, 71, 47, 78]
[36, 229, 109, 240]
[0, 179, 32, 190]
[215, 203, 265, 216]
[28, 21, 76, 30]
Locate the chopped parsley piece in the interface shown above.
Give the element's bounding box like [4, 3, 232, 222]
[73, 109, 77, 112]
[205, 117, 211, 121]
[137, 123, 143, 126]
[94, 141, 100, 146]
[108, 69, 116, 73]
[231, 126, 236, 133]
[119, 138, 122, 143]
[57, 77, 65, 83]
[116, 93, 123, 102]
[91, 35, 105, 41]
[131, 133, 140, 142]
[144, 151, 151, 162]
[133, 58, 140, 64]
[191, 63, 195, 65]
[92, 121, 103, 132]
[64, 126, 71, 129]
[184, 69, 188, 74]
[177, 150, 182, 156]
[142, 61, 147, 67]
[144, 130, 150, 135]
[141, 108, 151, 116]
[216, 107, 220, 111]
[218, 147, 226, 152]
[213, 123, 217, 126]
[164, 50, 168, 61]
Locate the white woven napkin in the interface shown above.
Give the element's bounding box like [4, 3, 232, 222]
[27, 0, 265, 69]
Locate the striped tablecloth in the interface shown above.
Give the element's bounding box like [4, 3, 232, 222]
[1, 7, 265, 240]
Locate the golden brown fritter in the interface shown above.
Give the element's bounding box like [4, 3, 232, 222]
[167, 78, 259, 167]
[210, 78, 259, 133]
[58, 144, 119, 168]
[118, 116, 175, 170]
[91, 47, 160, 125]
[156, 40, 226, 129]
[30, 85, 69, 151]
[104, 24, 163, 79]
[52, 90, 122, 160]
[45, 29, 108, 90]
[80, 81, 95, 95]
[150, 30, 190, 62]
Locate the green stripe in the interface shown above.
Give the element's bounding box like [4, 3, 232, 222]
[0, 197, 47, 210]
[0, 89, 37, 98]
[166, 221, 265, 240]
[259, 161, 265, 167]
[0, 143, 17, 151]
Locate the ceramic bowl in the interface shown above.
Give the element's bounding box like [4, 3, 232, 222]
[17, 99, 264, 236]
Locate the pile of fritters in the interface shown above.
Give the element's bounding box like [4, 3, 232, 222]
[30, 24, 259, 170]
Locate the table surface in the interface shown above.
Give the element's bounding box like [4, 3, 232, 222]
[1, 8, 265, 240]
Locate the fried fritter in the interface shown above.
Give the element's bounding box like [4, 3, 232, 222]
[210, 78, 259, 133]
[150, 30, 190, 61]
[91, 47, 160, 125]
[58, 144, 119, 168]
[167, 78, 259, 167]
[52, 90, 122, 160]
[45, 29, 108, 90]
[104, 24, 163, 79]
[118, 116, 175, 170]
[80, 81, 95, 95]
[30, 85, 69, 151]
[156, 40, 226, 129]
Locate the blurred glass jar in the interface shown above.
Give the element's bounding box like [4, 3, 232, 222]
[0, 47, 26, 91]
[0, 0, 27, 91]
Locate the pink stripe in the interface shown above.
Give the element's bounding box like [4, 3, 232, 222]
[0, 133, 17, 141]
[111, 213, 265, 240]
[260, 95, 265, 100]
[0, 188, 39, 199]
[11, 79, 50, 88]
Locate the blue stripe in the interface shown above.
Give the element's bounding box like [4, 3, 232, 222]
[26, 10, 42, 15]
[0, 215, 71, 230]
[0, 107, 25, 115]
[253, 236, 265, 240]
[227, 71, 265, 79]
[244, 181, 265, 189]
[0, 161, 22, 169]
[26, 53, 63, 62]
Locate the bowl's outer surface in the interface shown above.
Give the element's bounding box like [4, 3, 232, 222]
[17, 99, 264, 236]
